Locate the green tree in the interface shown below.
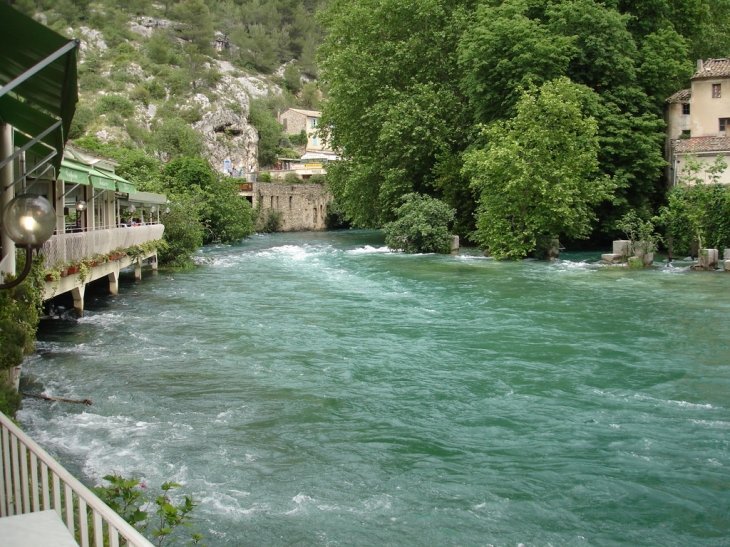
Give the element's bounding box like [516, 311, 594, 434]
[206, 177, 256, 243]
[172, 0, 215, 53]
[383, 193, 455, 254]
[247, 98, 283, 167]
[464, 78, 613, 259]
[158, 196, 205, 268]
[320, 0, 470, 227]
[145, 29, 175, 65]
[153, 118, 205, 160]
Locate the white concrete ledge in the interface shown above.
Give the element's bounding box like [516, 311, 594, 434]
[0, 510, 79, 547]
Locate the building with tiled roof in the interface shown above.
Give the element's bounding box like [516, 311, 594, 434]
[665, 59, 730, 186]
[692, 58, 730, 79]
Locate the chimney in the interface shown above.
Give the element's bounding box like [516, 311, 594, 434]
[697, 59, 704, 72]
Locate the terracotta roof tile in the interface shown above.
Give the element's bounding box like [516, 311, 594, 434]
[672, 136, 730, 153]
[692, 58, 730, 79]
[666, 88, 691, 103]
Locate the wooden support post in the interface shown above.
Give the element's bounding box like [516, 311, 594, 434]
[72, 284, 85, 317]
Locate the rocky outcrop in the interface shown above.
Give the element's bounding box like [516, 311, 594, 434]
[192, 75, 259, 172]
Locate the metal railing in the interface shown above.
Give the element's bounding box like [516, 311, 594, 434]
[0, 410, 154, 547]
[41, 225, 165, 269]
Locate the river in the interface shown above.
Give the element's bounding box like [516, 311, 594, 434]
[18, 230, 730, 546]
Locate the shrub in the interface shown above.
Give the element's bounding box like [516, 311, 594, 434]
[289, 130, 308, 147]
[159, 196, 205, 268]
[383, 193, 455, 254]
[144, 79, 167, 100]
[284, 172, 302, 184]
[68, 105, 96, 139]
[129, 86, 151, 105]
[259, 209, 282, 233]
[259, 172, 272, 182]
[308, 174, 326, 185]
[97, 94, 135, 117]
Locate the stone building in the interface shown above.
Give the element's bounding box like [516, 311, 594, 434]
[240, 182, 332, 231]
[278, 108, 335, 156]
[666, 58, 730, 186]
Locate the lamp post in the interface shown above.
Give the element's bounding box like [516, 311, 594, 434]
[75, 199, 86, 230]
[0, 194, 56, 290]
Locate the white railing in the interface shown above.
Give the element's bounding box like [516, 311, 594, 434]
[41, 225, 165, 269]
[0, 410, 154, 547]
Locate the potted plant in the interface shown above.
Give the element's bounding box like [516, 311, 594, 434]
[66, 262, 80, 275]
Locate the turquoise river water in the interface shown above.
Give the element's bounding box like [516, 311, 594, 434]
[18, 230, 730, 546]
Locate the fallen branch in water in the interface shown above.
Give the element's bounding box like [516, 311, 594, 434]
[22, 392, 92, 405]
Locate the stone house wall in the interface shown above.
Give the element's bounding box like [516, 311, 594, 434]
[253, 182, 332, 231]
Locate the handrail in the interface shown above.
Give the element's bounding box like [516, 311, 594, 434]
[41, 225, 165, 269]
[0, 410, 154, 547]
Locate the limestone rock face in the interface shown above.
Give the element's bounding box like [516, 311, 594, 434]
[192, 75, 259, 173]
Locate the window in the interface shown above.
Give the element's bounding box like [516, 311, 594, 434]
[720, 118, 730, 132]
[681, 130, 691, 138]
[310, 118, 318, 128]
[283, 119, 288, 130]
[682, 103, 690, 115]
[713, 84, 721, 98]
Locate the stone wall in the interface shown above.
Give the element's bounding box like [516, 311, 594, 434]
[253, 182, 332, 231]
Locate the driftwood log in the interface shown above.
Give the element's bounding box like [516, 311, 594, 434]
[22, 392, 92, 405]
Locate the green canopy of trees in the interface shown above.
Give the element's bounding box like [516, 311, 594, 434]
[320, 0, 730, 256]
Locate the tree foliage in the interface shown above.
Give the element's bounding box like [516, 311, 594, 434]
[464, 78, 613, 259]
[383, 193, 456, 254]
[320, 0, 721, 255]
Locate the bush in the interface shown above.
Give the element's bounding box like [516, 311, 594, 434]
[256, 208, 282, 233]
[68, 105, 96, 139]
[289, 130, 308, 147]
[159, 196, 205, 268]
[383, 193, 455, 254]
[207, 177, 256, 243]
[259, 172, 272, 182]
[656, 183, 730, 255]
[129, 86, 151, 105]
[284, 172, 302, 184]
[96, 94, 135, 117]
[309, 174, 326, 185]
[144, 79, 167, 100]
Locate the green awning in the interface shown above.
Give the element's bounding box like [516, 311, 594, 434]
[102, 170, 137, 194]
[0, 4, 79, 172]
[116, 180, 137, 193]
[59, 159, 90, 185]
[89, 167, 116, 190]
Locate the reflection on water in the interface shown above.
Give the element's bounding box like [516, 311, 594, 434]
[20, 231, 730, 546]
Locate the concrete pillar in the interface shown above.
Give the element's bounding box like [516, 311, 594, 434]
[150, 253, 158, 271]
[724, 250, 730, 272]
[696, 248, 719, 270]
[9, 365, 22, 391]
[450, 235, 459, 254]
[134, 260, 142, 280]
[613, 240, 630, 257]
[634, 242, 654, 266]
[72, 284, 86, 317]
[108, 270, 119, 295]
[1, 123, 16, 276]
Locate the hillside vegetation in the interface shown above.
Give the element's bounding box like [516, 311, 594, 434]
[9, 0, 329, 265]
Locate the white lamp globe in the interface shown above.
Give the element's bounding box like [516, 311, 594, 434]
[2, 194, 56, 247]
